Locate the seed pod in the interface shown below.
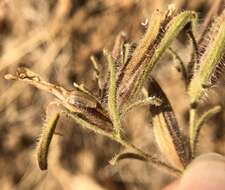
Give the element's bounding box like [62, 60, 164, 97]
[118, 9, 162, 104]
[188, 9, 225, 107]
[118, 7, 197, 107]
[5, 68, 113, 132]
[149, 78, 190, 169]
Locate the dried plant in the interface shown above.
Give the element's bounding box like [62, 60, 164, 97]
[4, 4, 225, 179]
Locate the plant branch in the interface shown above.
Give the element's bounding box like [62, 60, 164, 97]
[122, 96, 162, 115]
[66, 112, 182, 176]
[192, 105, 221, 156]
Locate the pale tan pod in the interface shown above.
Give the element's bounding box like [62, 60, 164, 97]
[152, 114, 184, 169]
[149, 78, 190, 170]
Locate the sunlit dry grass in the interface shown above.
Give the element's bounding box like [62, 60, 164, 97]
[1, 0, 225, 190]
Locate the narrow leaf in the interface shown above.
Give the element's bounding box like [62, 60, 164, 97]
[123, 96, 162, 115]
[37, 112, 60, 170]
[90, 55, 102, 92]
[118, 8, 197, 105]
[109, 152, 146, 166]
[104, 49, 122, 136]
[192, 105, 221, 155]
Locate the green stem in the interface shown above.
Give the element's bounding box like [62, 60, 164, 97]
[192, 105, 221, 156]
[117, 138, 182, 176]
[67, 112, 181, 176]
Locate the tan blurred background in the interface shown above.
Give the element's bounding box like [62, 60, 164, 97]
[1, 0, 225, 189]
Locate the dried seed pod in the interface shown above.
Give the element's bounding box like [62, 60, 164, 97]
[121, 10, 162, 82]
[118, 9, 162, 104]
[149, 78, 190, 169]
[5, 68, 113, 132]
[111, 31, 127, 61]
[118, 7, 197, 107]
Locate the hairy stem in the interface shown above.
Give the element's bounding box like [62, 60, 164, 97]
[67, 112, 181, 176]
[192, 106, 221, 156]
[104, 49, 122, 137]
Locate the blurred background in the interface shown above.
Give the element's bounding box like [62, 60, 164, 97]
[1, 0, 225, 189]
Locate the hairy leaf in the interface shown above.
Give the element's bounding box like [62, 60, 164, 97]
[188, 9, 225, 107]
[37, 112, 60, 170]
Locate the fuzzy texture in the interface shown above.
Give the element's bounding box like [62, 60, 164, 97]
[118, 10, 162, 105]
[188, 9, 225, 106]
[105, 49, 122, 136]
[192, 106, 221, 155]
[37, 112, 60, 170]
[6, 5, 225, 179]
[118, 9, 197, 108]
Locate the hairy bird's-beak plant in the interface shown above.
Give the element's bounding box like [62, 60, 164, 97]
[5, 5, 225, 178]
